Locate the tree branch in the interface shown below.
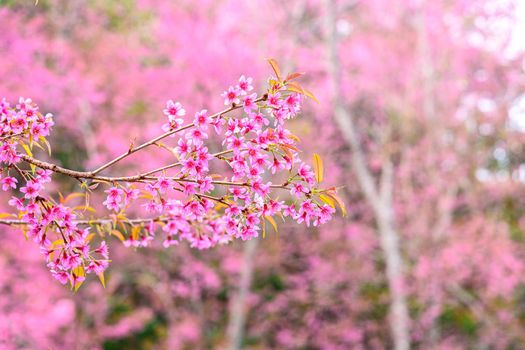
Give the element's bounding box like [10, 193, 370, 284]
[19, 154, 291, 190]
[89, 97, 265, 175]
[0, 217, 162, 226]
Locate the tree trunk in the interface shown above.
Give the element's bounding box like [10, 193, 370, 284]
[375, 200, 410, 350]
[323, 1, 410, 348]
[226, 238, 258, 350]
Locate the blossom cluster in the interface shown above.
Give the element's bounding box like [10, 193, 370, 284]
[0, 98, 108, 289]
[107, 75, 336, 250]
[0, 98, 53, 164]
[0, 70, 340, 289]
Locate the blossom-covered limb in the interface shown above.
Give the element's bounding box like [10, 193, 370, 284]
[0, 63, 343, 289]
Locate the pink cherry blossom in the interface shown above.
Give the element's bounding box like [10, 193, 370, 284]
[193, 109, 211, 130]
[1, 176, 18, 191]
[221, 86, 240, 105]
[237, 75, 253, 94]
[242, 93, 258, 113]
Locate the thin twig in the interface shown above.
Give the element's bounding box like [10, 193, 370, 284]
[90, 97, 265, 175]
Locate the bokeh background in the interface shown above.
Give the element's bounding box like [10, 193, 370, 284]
[1, 0, 525, 349]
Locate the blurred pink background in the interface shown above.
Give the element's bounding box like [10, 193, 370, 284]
[1, 0, 525, 349]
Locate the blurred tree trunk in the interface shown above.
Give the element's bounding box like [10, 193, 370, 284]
[323, 1, 410, 349]
[224, 4, 306, 345]
[226, 238, 258, 350]
[414, 3, 441, 347]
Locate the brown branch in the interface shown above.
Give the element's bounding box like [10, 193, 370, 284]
[0, 132, 24, 141]
[0, 217, 162, 226]
[20, 154, 94, 179]
[19, 154, 291, 189]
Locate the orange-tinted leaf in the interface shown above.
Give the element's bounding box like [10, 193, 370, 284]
[131, 225, 141, 240]
[72, 266, 85, 292]
[21, 142, 36, 173]
[51, 238, 64, 247]
[325, 192, 347, 217]
[97, 272, 106, 288]
[214, 202, 229, 211]
[39, 136, 52, 155]
[279, 144, 293, 159]
[21, 142, 32, 157]
[265, 216, 278, 233]
[72, 205, 96, 213]
[288, 134, 301, 143]
[117, 220, 127, 232]
[319, 194, 335, 208]
[31, 140, 45, 153]
[49, 238, 64, 260]
[313, 153, 324, 183]
[281, 143, 299, 153]
[286, 81, 305, 94]
[303, 88, 320, 104]
[268, 78, 280, 87]
[61, 192, 85, 204]
[111, 230, 125, 242]
[268, 58, 282, 81]
[285, 72, 305, 82]
[21, 226, 28, 240]
[140, 190, 154, 200]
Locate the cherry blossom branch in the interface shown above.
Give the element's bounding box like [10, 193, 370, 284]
[0, 217, 162, 226]
[18, 154, 290, 189]
[89, 97, 266, 176]
[0, 132, 23, 141]
[0, 65, 342, 290]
